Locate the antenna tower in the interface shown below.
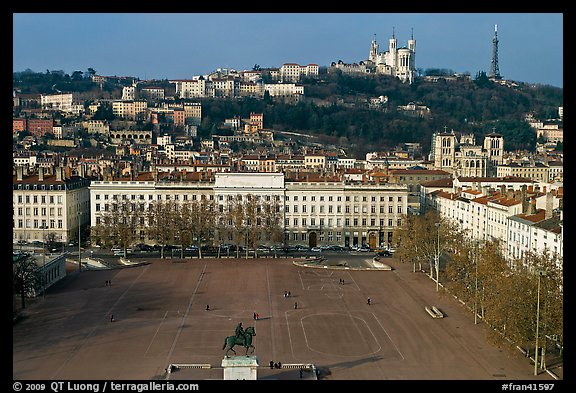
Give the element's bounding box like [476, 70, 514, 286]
[490, 24, 502, 80]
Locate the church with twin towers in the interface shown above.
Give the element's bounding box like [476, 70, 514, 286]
[367, 28, 416, 84]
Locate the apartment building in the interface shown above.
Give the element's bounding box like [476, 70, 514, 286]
[41, 93, 73, 112]
[88, 172, 408, 249]
[13, 166, 90, 244]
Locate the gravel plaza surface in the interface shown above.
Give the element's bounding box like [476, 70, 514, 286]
[13, 255, 562, 383]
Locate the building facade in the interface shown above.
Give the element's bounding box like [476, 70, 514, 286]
[88, 172, 408, 249]
[13, 166, 90, 244]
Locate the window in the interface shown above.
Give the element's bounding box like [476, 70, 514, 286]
[33, 196, 38, 203]
[389, 196, 393, 202]
[320, 196, 324, 201]
[397, 206, 402, 213]
[329, 196, 333, 202]
[302, 205, 307, 213]
[285, 206, 289, 213]
[328, 205, 333, 213]
[389, 206, 393, 213]
[371, 205, 376, 213]
[294, 218, 298, 226]
[302, 218, 307, 226]
[354, 206, 359, 213]
[96, 204, 100, 211]
[388, 219, 393, 226]
[311, 218, 316, 226]
[320, 206, 324, 213]
[294, 205, 298, 213]
[353, 218, 358, 226]
[345, 218, 350, 227]
[362, 196, 367, 202]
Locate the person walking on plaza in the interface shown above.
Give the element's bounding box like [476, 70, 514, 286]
[206, 304, 210, 311]
[367, 297, 371, 305]
[254, 312, 257, 320]
[294, 302, 298, 309]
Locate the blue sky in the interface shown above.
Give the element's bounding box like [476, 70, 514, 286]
[13, 13, 563, 88]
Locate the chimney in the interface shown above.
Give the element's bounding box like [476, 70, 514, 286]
[529, 197, 537, 215]
[521, 194, 529, 214]
[500, 184, 506, 196]
[545, 192, 553, 219]
[506, 188, 514, 200]
[528, 185, 533, 193]
[482, 185, 489, 196]
[56, 166, 62, 182]
[17, 166, 23, 181]
[38, 166, 44, 182]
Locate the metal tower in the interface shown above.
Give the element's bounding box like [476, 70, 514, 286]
[490, 24, 502, 80]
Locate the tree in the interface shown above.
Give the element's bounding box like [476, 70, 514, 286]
[71, 70, 84, 81]
[92, 199, 145, 257]
[13, 254, 41, 310]
[147, 200, 178, 259]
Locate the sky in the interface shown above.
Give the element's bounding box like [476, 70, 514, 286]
[13, 13, 563, 88]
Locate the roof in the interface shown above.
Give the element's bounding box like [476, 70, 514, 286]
[421, 178, 453, 187]
[391, 169, 450, 175]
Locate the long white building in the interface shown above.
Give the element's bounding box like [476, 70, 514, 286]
[89, 172, 408, 249]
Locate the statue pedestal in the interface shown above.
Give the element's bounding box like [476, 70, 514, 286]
[221, 356, 259, 380]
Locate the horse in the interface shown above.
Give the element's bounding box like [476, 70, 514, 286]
[222, 326, 256, 357]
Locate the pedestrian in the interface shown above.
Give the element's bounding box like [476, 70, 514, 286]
[110, 314, 114, 322]
[288, 291, 291, 297]
[367, 297, 371, 305]
[284, 291, 287, 298]
[300, 368, 303, 378]
[278, 362, 282, 369]
[270, 360, 274, 369]
[206, 304, 210, 311]
[253, 312, 257, 320]
[256, 313, 259, 320]
[342, 279, 344, 285]
[294, 302, 298, 309]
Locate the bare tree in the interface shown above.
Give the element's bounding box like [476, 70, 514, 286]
[13, 254, 40, 310]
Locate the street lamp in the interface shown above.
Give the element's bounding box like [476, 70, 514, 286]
[534, 269, 546, 376]
[435, 222, 441, 292]
[40, 224, 47, 298]
[78, 211, 82, 272]
[472, 239, 481, 325]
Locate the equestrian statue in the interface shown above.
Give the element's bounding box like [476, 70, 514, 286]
[222, 322, 256, 357]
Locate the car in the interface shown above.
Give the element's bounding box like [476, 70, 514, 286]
[359, 246, 371, 252]
[113, 250, 124, 256]
[310, 247, 322, 252]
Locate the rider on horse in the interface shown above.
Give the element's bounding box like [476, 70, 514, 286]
[235, 322, 245, 342]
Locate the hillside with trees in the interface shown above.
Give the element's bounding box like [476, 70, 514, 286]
[198, 72, 561, 157]
[14, 69, 562, 158]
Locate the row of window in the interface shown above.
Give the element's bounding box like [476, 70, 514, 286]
[15, 207, 62, 216]
[285, 218, 401, 228]
[285, 205, 403, 214]
[15, 195, 62, 204]
[15, 218, 63, 229]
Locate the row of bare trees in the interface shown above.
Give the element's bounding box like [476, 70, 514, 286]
[393, 210, 563, 367]
[90, 195, 284, 259]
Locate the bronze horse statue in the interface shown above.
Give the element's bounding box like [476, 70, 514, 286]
[222, 326, 256, 357]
